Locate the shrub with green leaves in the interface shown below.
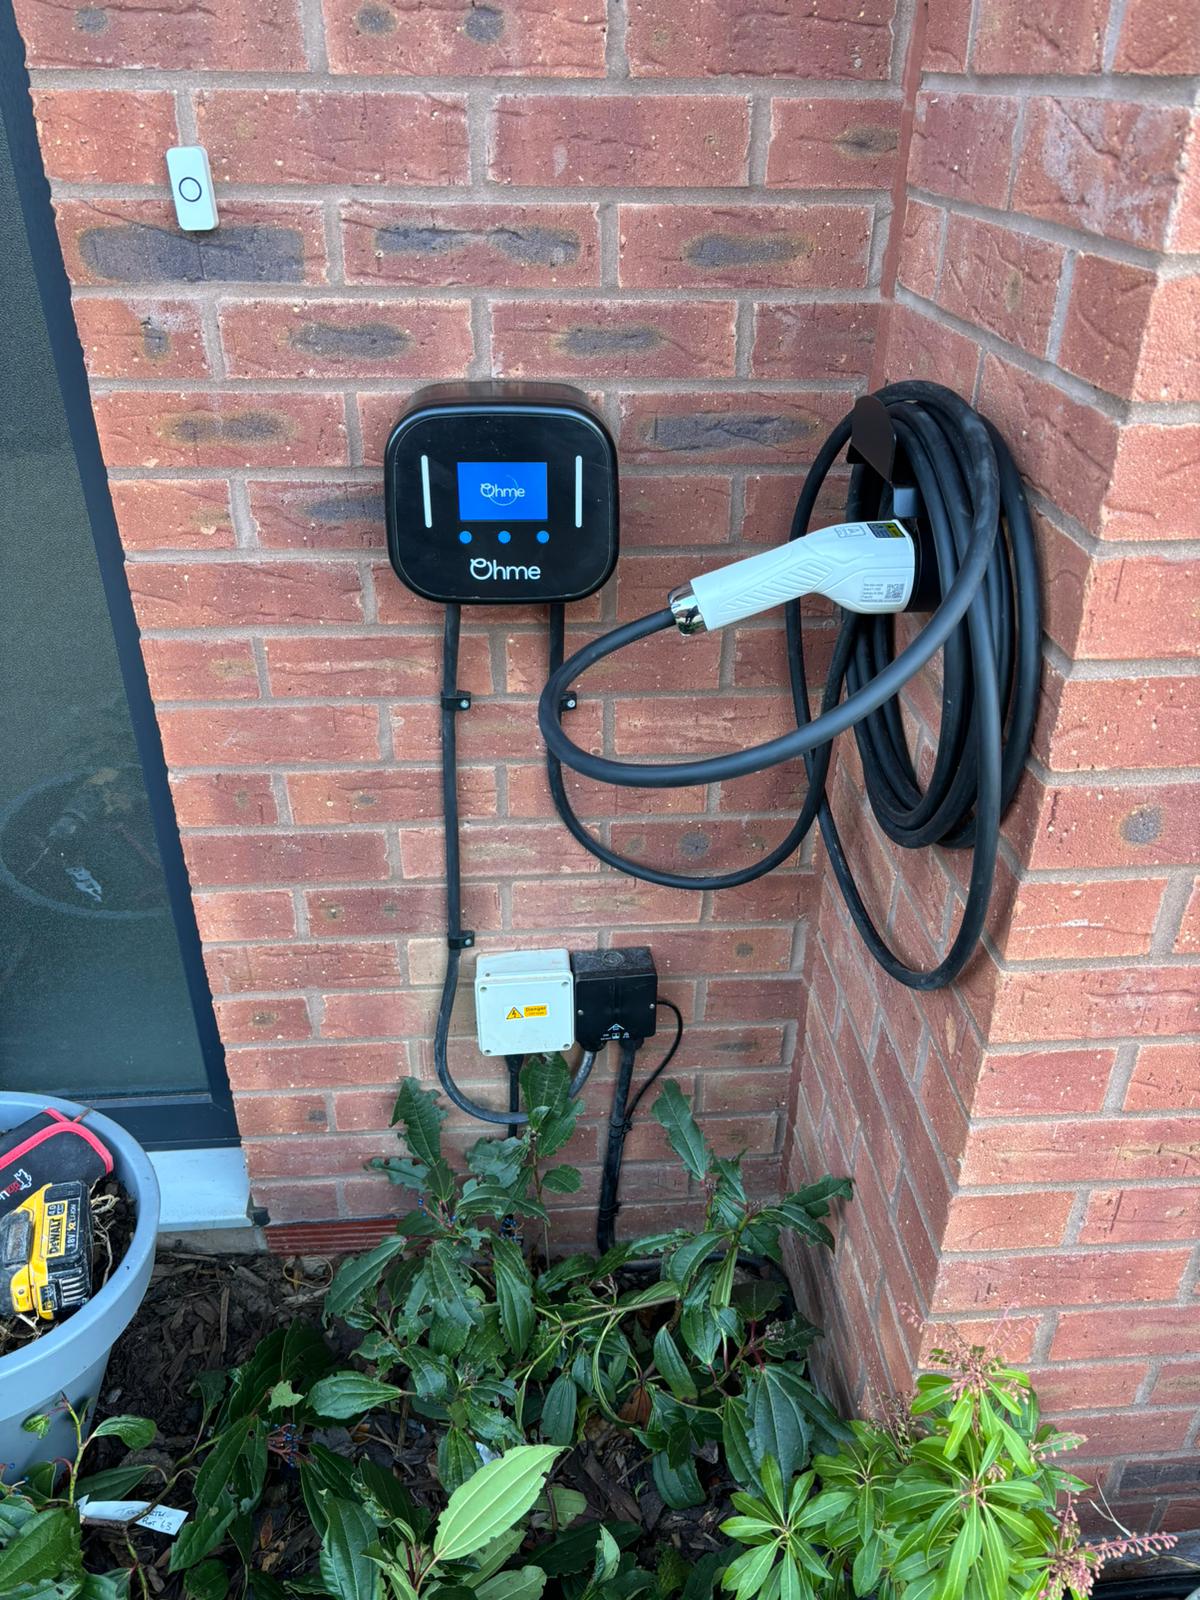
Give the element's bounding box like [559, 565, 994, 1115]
[717, 1325, 1178, 1600]
[326, 1060, 852, 1511]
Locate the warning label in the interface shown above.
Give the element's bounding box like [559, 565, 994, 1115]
[505, 1007, 522, 1021]
[523, 1004, 548, 1018]
[505, 1004, 549, 1020]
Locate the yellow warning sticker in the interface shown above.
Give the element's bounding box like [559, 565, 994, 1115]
[506, 1004, 549, 1020]
[505, 1007, 522, 1021]
[523, 1004, 548, 1018]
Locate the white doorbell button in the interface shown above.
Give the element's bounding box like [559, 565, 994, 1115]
[165, 146, 218, 232]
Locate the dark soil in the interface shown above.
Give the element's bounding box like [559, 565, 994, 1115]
[86, 1247, 737, 1596]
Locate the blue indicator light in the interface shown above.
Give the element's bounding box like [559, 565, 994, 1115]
[536, 530, 550, 544]
[497, 530, 512, 545]
[458, 530, 472, 544]
[457, 461, 548, 522]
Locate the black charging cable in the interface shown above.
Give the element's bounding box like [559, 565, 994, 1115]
[433, 604, 597, 1127]
[539, 382, 1041, 990]
[594, 998, 685, 1253]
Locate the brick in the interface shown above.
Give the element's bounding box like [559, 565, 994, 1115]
[320, 990, 430, 1040]
[742, 470, 849, 544]
[323, 0, 605, 74]
[72, 298, 208, 380]
[220, 298, 474, 379]
[751, 302, 878, 380]
[109, 480, 235, 552]
[896, 199, 943, 300]
[613, 926, 793, 975]
[233, 1091, 326, 1132]
[1115, 0, 1200, 73]
[619, 390, 846, 466]
[1176, 888, 1200, 956]
[506, 763, 706, 821]
[32, 89, 176, 184]
[882, 303, 979, 395]
[614, 689, 795, 753]
[170, 773, 279, 828]
[947, 1190, 1081, 1248]
[1169, 113, 1200, 251]
[159, 705, 381, 767]
[1025, 1363, 1148, 1413]
[1080, 1185, 1200, 1244]
[253, 1181, 339, 1223]
[94, 391, 347, 470]
[342, 203, 601, 288]
[287, 767, 497, 825]
[1074, 552, 1198, 655]
[1104, 424, 1200, 540]
[419, 698, 600, 764]
[618, 476, 732, 548]
[196, 91, 468, 186]
[1013, 99, 1192, 250]
[933, 1248, 1188, 1312]
[510, 877, 700, 929]
[998, 875, 1166, 961]
[141, 638, 259, 702]
[193, 890, 296, 942]
[1051, 1305, 1198, 1361]
[307, 884, 499, 936]
[127, 561, 362, 629]
[206, 942, 401, 994]
[215, 999, 313, 1045]
[243, 1129, 391, 1175]
[53, 200, 329, 288]
[619, 204, 873, 290]
[264, 633, 491, 699]
[247, 481, 384, 551]
[705, 977, 805, 1022]
[625, 0, 894, 78]
[508, 617, 719, 692]
[490, 95, 749, 188]
[184, 830, 389, 889]
[909, 93, 1019, 208]
[977, 356, 1118, 533]
[766, 99, 901, 189]
[1135, 273, 1200, 403]
[610, 815, 802, 877]
[971, 0, 1106, 71]
[937, 216, 1063, 357]
[1038, 673, 1200, 772]
[1125, 1043, 1200, 1111]
[1058, 255, 1156, 400]
[1151, 1360, 1200, 1405]
[13, 0, 304, 67]
[1054, 1410, 1194, 1460]
[1007, 776, 1200, 870]
[400, 821, 599, 879]
[962, 1116, 1200, 1184]
[490, 300, 736, 380]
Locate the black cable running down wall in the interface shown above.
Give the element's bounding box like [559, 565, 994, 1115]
[433, 604, 597, 1128]
[539, 382, 1041, 990]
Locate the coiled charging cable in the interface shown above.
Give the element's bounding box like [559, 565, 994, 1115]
[539, 382, 1041, 990]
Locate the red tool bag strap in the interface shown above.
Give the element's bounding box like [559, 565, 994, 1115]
[0, 1109, 113, 1215]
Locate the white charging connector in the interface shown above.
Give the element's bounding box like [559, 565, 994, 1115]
[669, 520, 916, 634]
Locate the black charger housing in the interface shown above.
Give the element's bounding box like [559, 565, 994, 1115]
[570, 947, 658, 1050]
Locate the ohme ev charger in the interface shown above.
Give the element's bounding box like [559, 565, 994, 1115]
[383, 379, 1041, 1247]
[385, 382, 617, 606]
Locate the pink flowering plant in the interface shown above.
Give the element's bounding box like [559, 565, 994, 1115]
[718, 1323, 1177, 1600]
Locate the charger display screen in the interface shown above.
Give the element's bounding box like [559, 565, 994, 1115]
[457, 460, 548, 522]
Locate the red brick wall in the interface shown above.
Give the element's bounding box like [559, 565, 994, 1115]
[786, 0, 1200, 1534]
[15, 0, 1198, 1517]
[15, 0, 908, 1240]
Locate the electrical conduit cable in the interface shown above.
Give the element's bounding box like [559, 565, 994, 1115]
[538, 383, 1040, 990]
[433, 604, 597, 1126]
[596, 1034, 640, 1254]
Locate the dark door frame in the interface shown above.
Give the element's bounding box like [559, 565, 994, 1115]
[0, 1, 238, 1149]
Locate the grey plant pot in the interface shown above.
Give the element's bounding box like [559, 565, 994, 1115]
[0, 1093, 160, 1483]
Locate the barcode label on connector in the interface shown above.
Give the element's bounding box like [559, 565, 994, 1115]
[868, 520, 908, 539]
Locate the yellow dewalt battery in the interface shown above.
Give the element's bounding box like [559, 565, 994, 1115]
[0, 1181, 93, 1320]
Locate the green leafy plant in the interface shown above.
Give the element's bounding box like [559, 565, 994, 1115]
[326, 1061, 852, 1512]
[718, 1324, 1179, 1600]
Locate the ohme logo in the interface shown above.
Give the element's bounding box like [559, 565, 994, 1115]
[479, 478, 525, 506]
[470, 556, 542, 582]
